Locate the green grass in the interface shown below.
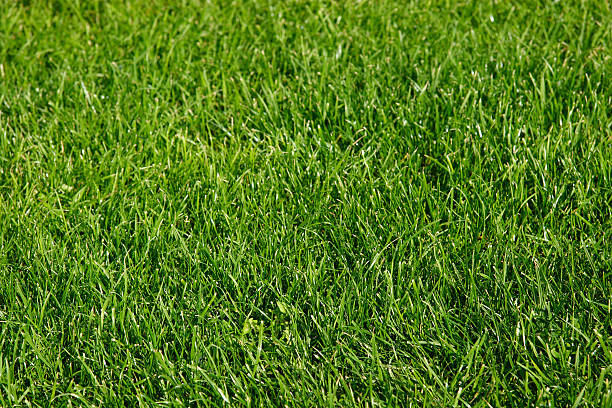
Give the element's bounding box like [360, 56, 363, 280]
[1, 0, 611, 406]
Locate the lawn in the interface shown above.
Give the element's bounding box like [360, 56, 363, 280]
[1, 0, 611, 406]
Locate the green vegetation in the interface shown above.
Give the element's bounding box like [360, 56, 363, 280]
[1, 0, 611, 406]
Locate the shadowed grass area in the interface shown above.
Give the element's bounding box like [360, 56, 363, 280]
[0, 0, 611, 406]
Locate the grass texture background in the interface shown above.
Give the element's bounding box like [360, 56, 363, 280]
[0, 0, 611, 406]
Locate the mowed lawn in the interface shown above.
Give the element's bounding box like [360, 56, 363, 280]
[1, 0, 611, 406]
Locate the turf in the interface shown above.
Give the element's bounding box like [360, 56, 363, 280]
[1, 0, 611, 406]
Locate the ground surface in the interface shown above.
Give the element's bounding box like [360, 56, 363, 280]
[1, 0, 611, 406]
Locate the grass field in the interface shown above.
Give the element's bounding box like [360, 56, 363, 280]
[1, 0, 611, 406]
